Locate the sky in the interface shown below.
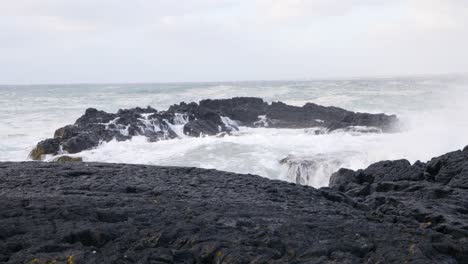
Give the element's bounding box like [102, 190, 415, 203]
[1, 0, 468, 84]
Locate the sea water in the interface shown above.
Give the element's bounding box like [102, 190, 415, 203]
[1, 75, 467, 187]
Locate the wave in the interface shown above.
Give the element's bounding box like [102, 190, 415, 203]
[2, 77, 468, 187]
[46, 127, 389, 187]
[52, 95, 468, 188]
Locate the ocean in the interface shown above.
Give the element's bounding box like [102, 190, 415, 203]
[1, 75, 467, 187]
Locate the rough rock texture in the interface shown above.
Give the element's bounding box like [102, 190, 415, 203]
[329, 147, 468, 263]
[52, 156, 83, 163]
[1, 146, 467, 263]
[30, 97, 398, 160]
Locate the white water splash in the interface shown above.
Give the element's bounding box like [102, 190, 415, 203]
[164, 113, 190, 138]
[1, 76, 467, 188]
[220, 116, 239, 131]
[254, 115, 269, 127]
[104, 117, 130, 136]
[137, 113, 160, 134]
[280, 153, 354, 187]
[331, 126, 382, 134]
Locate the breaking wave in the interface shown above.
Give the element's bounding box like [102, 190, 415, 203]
[1, 76, 468, 187]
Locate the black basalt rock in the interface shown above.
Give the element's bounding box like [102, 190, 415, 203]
[28, 138, 61, 160]
[329, 147, 468, 262]
[2, 146, 468, 263]
[29, 97, 399, 159]
[184, 119, 221, 137]
[61, 132, 101, 154]
[199, 97, 268, 124]
[75, 108, 117, 126]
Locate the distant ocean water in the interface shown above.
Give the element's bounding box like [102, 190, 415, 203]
[1, 75, 467, 187]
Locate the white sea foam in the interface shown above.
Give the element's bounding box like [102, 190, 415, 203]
[1, 76, 467, 187]
[220, 116, 239, 131]
[162, 113, 189, 138]
[254, 115, 269, 127]
[137, 113, 160, 134]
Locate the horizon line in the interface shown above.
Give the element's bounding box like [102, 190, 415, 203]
[0, 71, 467, 87]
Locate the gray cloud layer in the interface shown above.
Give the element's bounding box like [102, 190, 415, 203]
[1, 0, 468, 84]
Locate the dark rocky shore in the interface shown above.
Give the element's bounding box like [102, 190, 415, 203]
[2, 146, 467, 263]
[30, 97, 398, 160]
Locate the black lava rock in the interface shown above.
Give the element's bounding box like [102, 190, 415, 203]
[329, 146, 468, 263]
[29, 97, 398, 160]
[2, 145, 468, 263]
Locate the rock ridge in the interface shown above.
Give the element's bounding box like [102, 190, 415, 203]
[29, 97, 398, 160]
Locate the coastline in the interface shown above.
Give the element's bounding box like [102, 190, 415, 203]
[1, 146, 467, 263]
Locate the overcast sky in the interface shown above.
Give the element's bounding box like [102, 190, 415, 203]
[1, 0, 468, 84]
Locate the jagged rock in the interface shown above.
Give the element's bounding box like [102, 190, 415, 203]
[52, 156, 83, 162]
[1, 146, 467, 263]
[62, 132, 101, 154]
[28, 138, 61, 160]
[329, 146, 468, 262]
[266, 101, 338, 128]
[184, 119, 220, 137]
[29, 97, 398, 160]
[200, 97, 267, 124]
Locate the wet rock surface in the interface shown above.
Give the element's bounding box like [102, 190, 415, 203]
[30, 97, 398, 160]
[1, 146, 467, 263]
[52, 156, 83, 163]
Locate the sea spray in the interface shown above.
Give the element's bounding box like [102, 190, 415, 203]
[1, 76, 467, 187]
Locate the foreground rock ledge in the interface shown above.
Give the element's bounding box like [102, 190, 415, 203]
[30, 97, 398, 160]
[1, 147, 467, 263]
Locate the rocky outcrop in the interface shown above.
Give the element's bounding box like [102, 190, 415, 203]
[29, 97, 398, 160]
[329, 147, 468, 262]
[1, 146, 467, 263]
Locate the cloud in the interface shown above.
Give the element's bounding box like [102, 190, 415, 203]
[257, 0, 372, 19]
[409, 0, 468, 30]
[0, 0, 467, 83]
